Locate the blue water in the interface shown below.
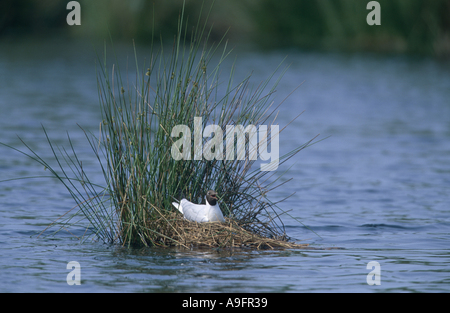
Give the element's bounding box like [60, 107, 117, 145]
[1, 40, 449, 292]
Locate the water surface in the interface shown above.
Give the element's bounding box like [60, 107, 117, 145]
[1, 40, 449, 292]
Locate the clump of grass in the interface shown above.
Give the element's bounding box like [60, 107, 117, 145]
[3, 2, 319, 248]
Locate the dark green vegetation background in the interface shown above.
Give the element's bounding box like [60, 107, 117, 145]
[1, 0, 449, 57]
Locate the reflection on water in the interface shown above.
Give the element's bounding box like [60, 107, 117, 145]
[1, 39, 450, 292]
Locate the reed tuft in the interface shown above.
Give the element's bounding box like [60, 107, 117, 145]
[3, 2, 319, 249]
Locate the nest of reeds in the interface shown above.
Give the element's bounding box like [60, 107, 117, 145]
[153, 212, 309, 250]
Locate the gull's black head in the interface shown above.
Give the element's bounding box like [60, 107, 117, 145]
[205, 190, 218, 206]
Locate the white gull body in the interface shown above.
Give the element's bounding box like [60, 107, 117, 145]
[172, 190, 225, 223]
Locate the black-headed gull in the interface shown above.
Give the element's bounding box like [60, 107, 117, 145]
[172, 190, 225, 223]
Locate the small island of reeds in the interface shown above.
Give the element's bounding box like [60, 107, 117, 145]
[5, 2, 320, 250]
